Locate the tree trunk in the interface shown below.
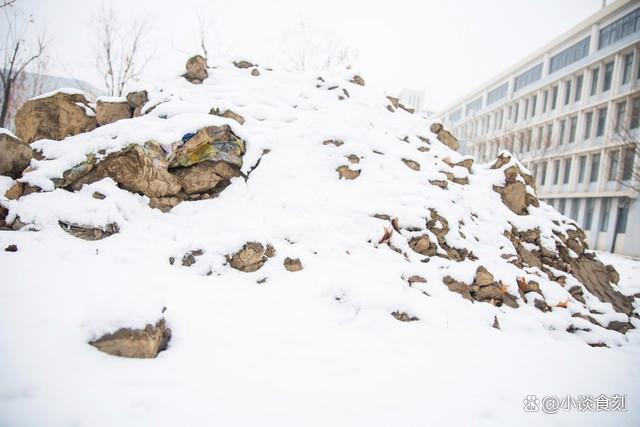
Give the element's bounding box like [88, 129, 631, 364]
[0, 79, 13, 128]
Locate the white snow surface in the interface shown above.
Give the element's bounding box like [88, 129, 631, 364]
[1, 59, 639, 426]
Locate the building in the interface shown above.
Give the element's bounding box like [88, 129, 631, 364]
[439, 0, 640, 257]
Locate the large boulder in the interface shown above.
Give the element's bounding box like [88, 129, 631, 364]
[90, 319, 171, 358]
[126, 90, 149, 117]
[96, 99, 132, 125]
[169, 125, 245, 169]
[15, 91, 97, 143]
[64, 142, 181, 197]
[492, 154, 539, 215]
[184, 55, 208, 83]
[0, 131, 33, 178]
[229, 242, 268, 272]
[172, 160, 240, 195]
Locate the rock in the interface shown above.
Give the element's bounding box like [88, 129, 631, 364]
[402, 158, 420, 171]
[265, 244, 276, 258]
[283, 257, 303, 272]
[0, 132, 33, 178]
[474, 266, 494, 287]
[66, 143, 181, 198]
[443, 276, 473, 301]
[336, 165, 360, 180]
[346, 154, 360, 164]
[429, 122, 459, 151]
[568, 286, 586, 304]
[209, 107, 245, 125]
[386, 96, 414, 113]
[492, 316, 500, 329]
[169, 125, 245, 169]
[90, 319, 171, 358]
[172, 160, 240, 195]
[229, 242, 267, 272]
[534, 298, 551, 312]
[407, 275, 427, 284]
[409, 235, 436, 256]
[184, 55, 208, 83]
[15, 91, 97, 143]
[182, 249, 203, 267]
[251, 68, 260, 77]
[92, 191, 106, 200]
[96, 99, 132, 126]
[59, 221, 119, 240]
[323, 139, 344, 147]
[606, 265, 620, 284]
[233, 60, 255, 69]
[4, 244, 17, 252]
[391, 311, 419, 322]
[149, 195, 184, 212]
[350, 75, 365, 86]
[4, 182, 23, 200]
[429, 179, 448, 189]
[607, 321, 632, 334]
[126, 90, 149, 116]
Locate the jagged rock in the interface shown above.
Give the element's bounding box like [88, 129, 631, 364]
[172, 160, 240, 195]
[4, 244, 17, 252]
[182, 249, 204, 267]
[4, 182, 23, 200]
[492, 316, 500, 329]
[534, 298, 552, 312]
[346, 154, 360, 164]
[493, 164, 539, 215]
[407, 275, 427, 284]
[0, 132, 33, 178]
[429, 123, 459, 151]
[429, 179, 448, 189]
[402, 159, 420, 171]
[606, 265, 620, 284]
[233, 60, 255, 69]
[209, 107, 245, 125]
[265, 244, 276, 258]
[65, 143, 181, 198]
[568, 286, 586, 304]
[386, 96, 414, 113]
[15, 91, 97, 143]
[443, 157, 473, 172]
[474, 266, 494, 287]
[336, 165, 360, 180]
[391, 311, 419, 322]
[169, 125, 245, 169]
[351, 75, 365, 86]
[607, 321, 632, 334]
[229, 242, 267, 272]
[59, 221, 119, 240]
[284, 257, 303, 272]
[126, 90, 149, 116]
[323, 139, 344, 147]
[409, 235, 436, 256]
[149, 195, 184, 212]
[184, 55, 208, 83]
[90, 319, 171, 358]
[96, 99, 132, 126]
[443, 276, 473, 301]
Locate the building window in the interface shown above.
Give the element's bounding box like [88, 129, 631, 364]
[551, 86, 558, 109]
[615, 101, 626, 133]
[608, 150, 620, 181]
[563, 158, 572, 184]
[598, 7, 640, 50]
[564, 80, 572, 105]
[599, 198, 610, 232]
[524, 99, 529, 119]
[559, 198, 566, 214]
[466, 96, 483, 115]
[514, 63, 543, 92]
[584, 111, 593, 139]
[559, 120, 566, 144]
[570, 198, 580, 220]
[590, 154, 600, 182]
[569, 116, 577, 143]
[541, 161, 548, 185]
[590, 68, 599, 96]
[514, 103, 519, 122]
[596, 107, 607, 136]
[584, 198, 595, 230]
[578, 155, 587, 183]
[531, 95, 537, 117]
[616, 199, 629, 234]
[550, 37, 591, 73]
[622, 53, 634, 84]
[575, 75, 583, 102]
[487, 82, 508, 105]
[546, 124, 553, 146]
[603, 62, 614, 92]
[448, 109, 462, 122]
[622, 147, 635, 180]
[553, 160, 560, 184]
[631, 97, 640, 129]
[543, 90, 548, 113]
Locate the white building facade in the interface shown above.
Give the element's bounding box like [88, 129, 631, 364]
[439, 0, 640, 257]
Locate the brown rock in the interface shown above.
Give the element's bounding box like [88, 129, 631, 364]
[4, 182, 23, 200]
[59, 221, 119, 240]
[402, 158, 421, 171]
[407, 275, 427, 285]
[606, 265, 620, 284]
[429, 179, 448, 189]
[169, 125, 245, 169]
[337, 165, 360, 180]
[184, 55, 208, 83]
[251, 68, 260, 77]
[534, 298, 551, 312]
[229, 242, 267, 272]
[323, 139, 344, 147]
[265, 244, 276, 258]
[172, 161, 240, 195]
[209, 108, 245, 125]
[126, 90, 149, 110]
[284, 257, 303, 272]
[0, 132, 33, 178]
[350, 75, 365, 86]
[4, 244, 17, 252]
[474, 266, 495, 287]
[443, 276, 473, 301]
[429, 122, 459, 151]
[149, 195, 184, 212]
[391, 311, 419, 322]
[90, 319, 171, 358]
[494, 181, 527, 215]
[182, 249, 203, 267]
[96, 100, 132, 126]
[233, 60, 255, 69]
[346, 154, 360, 164]
[15, 91, 97, 143]
[409, 235, 436, 256]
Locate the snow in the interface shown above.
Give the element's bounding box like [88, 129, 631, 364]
[29, 87, 88, 101]
[97, 96, 127, 103]
[1, 60, 639, 426]
[0, 127, 18, 139]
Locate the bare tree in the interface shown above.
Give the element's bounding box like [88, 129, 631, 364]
[94, 4, 152, 97]
[610, 126, 640, 193]
[279, 22, 357, 72]
[0, 0, 17, 9]
[0, 6, 46, 127]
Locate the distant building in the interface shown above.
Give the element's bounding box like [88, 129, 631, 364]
[439, 0, 640, 257]
[399, 89, 426, 113]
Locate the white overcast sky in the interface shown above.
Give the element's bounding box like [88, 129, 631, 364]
[13, 0, 609, 111]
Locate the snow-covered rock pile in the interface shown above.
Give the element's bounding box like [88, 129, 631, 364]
[1, 54, 638, 360]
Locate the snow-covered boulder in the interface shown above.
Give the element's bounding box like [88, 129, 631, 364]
[0, 129, 32, 178]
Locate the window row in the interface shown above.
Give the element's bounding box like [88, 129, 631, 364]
[547, 197, 630, 235]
